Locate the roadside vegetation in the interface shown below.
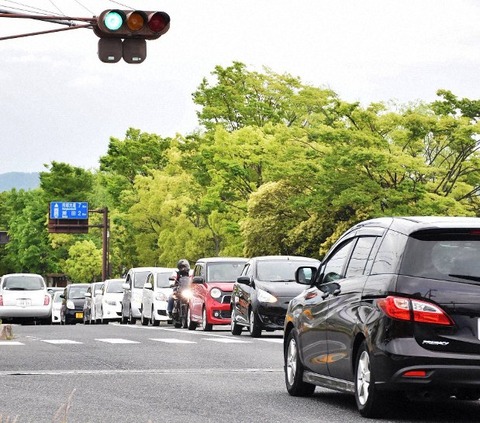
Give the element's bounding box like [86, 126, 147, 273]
[0, 61, 479, 280]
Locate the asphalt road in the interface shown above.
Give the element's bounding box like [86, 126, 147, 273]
[0, 322, 479, 423]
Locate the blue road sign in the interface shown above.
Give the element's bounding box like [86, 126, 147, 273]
[50, 202, 89, 219]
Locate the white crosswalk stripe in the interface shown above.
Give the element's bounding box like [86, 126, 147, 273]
[42, 339, 82, 344]
[95, 338, 140, 344]
[0, 341, 24, 346]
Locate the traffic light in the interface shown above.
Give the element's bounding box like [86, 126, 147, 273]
[94, 10, 170, 64]
[94, 10, 170, 40]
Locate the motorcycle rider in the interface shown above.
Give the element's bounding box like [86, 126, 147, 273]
[167, 259, 190, 318]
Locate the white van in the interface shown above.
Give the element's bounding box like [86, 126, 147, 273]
[0, 273, 51, 324]
[140, 267, 176, 326]
[121, 267, 157, 324]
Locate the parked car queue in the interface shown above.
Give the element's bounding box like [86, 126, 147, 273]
[3, 216, 480, 418]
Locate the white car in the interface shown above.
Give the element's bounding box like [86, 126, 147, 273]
[51, 290, 63, 324]
[97, 278, 125, 323]
[83, 282, 104, 324]
[140, 267, 176, 326]
[0, 273, 52, 324]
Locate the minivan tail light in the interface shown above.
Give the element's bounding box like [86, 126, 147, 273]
[44, 295, 50, 306]
[377, 296, 454, 326]
[0, 295, 3, 306]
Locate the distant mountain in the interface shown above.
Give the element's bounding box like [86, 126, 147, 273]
[0, 172, 40, 192]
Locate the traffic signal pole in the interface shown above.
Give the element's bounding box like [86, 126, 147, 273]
[89, 208, 110, 281]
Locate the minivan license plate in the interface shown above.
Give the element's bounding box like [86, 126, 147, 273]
[17, 299, 32, 307]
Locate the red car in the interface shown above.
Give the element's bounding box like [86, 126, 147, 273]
[186, 257, 247, 331]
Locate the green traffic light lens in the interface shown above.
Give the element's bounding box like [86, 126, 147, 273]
[104, 11, 124, 31]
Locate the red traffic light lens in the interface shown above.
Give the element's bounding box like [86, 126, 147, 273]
[148, 12, 169, 33]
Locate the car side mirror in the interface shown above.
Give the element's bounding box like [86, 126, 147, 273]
[85, 292, 92, 298]
[192, 276, 204, 284]
[144, 282, 153, 290]
[237, 276, 251, 285]
[295, 266, 318, 285]
[122, 283, 130, 291]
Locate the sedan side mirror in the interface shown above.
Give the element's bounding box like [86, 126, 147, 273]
[122, 283, 130, 291]
[144, 282, 153, 290]
[295, 266, 318, 285]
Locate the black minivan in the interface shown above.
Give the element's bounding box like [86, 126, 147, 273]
[284, 216, 480, 417]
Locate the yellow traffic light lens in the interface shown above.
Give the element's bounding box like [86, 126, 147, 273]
[127, 12, 145, 31]
[104, 11, 124, 31]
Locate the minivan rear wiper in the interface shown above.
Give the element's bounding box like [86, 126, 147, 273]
[448, 274, 480, 283]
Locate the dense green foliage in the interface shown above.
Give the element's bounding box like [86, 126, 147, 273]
[0, 62, 479, 281]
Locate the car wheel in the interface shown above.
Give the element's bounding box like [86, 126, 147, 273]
[230, 308, 242, 335]
[249, 310, 262, 338]
[355, 341, 387, 418]
[128, 308, 136, 325]
[150, 307, 160, 327]
[187, 307, 197, 331]
[201, 307, 212, 331]
[120, 310, 128, 324]
[284, 330, 315, 396]
[141, 310, 149, 326]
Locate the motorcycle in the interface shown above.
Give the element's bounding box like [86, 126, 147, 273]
[171, 275, 193, 328]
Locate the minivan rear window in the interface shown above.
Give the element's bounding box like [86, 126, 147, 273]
[400, 230, 480, 282]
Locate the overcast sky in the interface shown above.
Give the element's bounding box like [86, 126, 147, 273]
[0, 0, 479, 174]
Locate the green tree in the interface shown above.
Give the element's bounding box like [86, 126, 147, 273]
[64, 240, 102, 282]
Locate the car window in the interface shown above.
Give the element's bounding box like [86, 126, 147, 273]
[256, 260, 315, 282]
[207, 262, 245, 282]
[400, 230, 480, 281]
[69, 286, 88, 298]
[320, 239, 355, 283]
[194, 264, 204, 278]
[2, 275, 45, 290]
[345, 236, 379, 278]
[371, 230, 408, 275]
[133, 271, 150, 288]
[155, 272, 172, 288]
[106, 280, 124, 293]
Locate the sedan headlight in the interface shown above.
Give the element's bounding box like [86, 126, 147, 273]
[257, 289, 277, 304]
[210, 288, 222, 299]
[66, 300, 75, 309]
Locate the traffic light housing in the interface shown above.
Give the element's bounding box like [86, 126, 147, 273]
[94, 10, 170, 40]
[94, 10, 170, 64]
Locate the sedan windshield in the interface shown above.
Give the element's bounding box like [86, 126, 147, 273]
[106, 280, 124, 293]
[156, 272, 172, 288]
[207, 263, 245, 282]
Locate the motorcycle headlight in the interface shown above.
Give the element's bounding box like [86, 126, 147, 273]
[210, 288, 222, 299]
[257, 289, 277, 304]
[66, 300, 75, 309]
[181, 289, 193, 300]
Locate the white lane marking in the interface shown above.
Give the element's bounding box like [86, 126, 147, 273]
[258, 339, 283, 344]
[150, 338, 196, 344]
[95, 338, 140, 344]
[0, 341, 24, 346]
[203, 338, 252, 344]
[42, 340, 82, 344]
[0, 368, 283, 376]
